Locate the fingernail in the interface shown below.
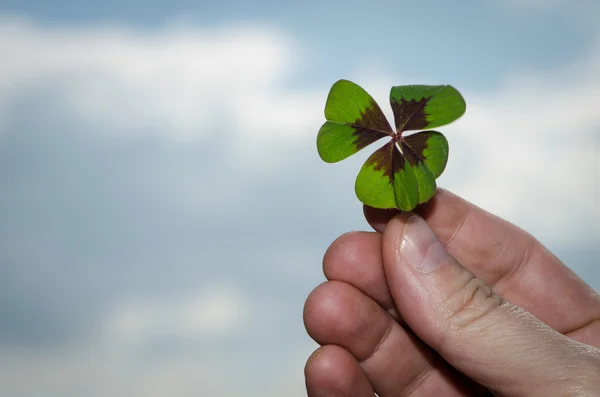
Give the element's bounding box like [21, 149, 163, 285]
[400, 215, 448, 273]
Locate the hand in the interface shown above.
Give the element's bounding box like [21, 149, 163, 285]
[303, 189, 600, 396]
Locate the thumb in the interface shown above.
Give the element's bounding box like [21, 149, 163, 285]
[382, 213, 600, 397]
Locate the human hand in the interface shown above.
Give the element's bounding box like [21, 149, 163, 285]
[303, 189, 600, 396]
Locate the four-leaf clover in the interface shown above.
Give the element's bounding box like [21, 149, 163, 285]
[317, 80, 466, 211]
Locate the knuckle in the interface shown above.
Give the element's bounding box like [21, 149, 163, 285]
[444, 275, 506, 331]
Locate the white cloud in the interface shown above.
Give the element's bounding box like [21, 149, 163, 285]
[441, 56, 600, 245]
[0, 280, 315, 397]
[104, 283, 245, 346]
[0, 14, 599, 397]
[0, 346, 315, 397]
[0, 16, 319, 144]
[340, 58, 600, 245]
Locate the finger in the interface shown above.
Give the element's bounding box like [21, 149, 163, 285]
[303, 281, 487, 397]
[323, 231, 400, 322]
[382, 213, 600, 396]
[305, 345, 374, 397]
[364, 189, 600, 338]
[363, 205, 398, 233]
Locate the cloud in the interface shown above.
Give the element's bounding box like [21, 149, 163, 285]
[335, 58, 600, 246]
[105, 283, 246, 345]
[2, 16, 597, 246]
[0, 16, 324, 396]
[0, 344, 315, 397]
[441, 55, 600, 246]
[0, 15, 318, 143]
[0, 13, 598, 397]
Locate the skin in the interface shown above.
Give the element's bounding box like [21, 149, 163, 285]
[303, 189, 600, 397]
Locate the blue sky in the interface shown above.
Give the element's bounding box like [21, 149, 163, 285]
[0, 1, 599, 396]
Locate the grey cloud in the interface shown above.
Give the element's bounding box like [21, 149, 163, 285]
[0, 88, 354, 346]
[0, 15, 599, 397]
[2, 90, 598, 351]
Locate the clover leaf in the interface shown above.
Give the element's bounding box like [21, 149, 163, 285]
[317, 80, 466, 211]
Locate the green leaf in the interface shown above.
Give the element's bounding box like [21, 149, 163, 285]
[400, 141, 436, 204]
[317, 80, 392, 163]
[354, 141, 419, 211]
[390, 85, 466, 133]
[402, 131, 449, 178]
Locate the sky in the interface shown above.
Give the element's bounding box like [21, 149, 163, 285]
[0, 1, 599, 396]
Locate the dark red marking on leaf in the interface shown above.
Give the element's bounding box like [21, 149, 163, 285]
[391, 144, 405, 182]
[355, 102, 394, 131]
[352, 129, 389, 150]
[400, 141, 420, 166]
[402, 132, 430, 160]
[391, 97, 431, 133]
[366, 141, 405, 184]
[351, 103, 394, 150]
